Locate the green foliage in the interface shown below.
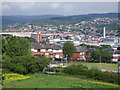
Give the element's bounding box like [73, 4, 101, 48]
[2, 73, 118, 88]
[40, 40, 46, 44]
[63, 41, 76, 58]
[25, 37, 37, 43]
[62, 63, 120, 84]
[2, 54, 50, 75]
[100, 50, 112, 63]
[2, 36, 50, 75]
[101, 45, 111, 49]
[87, 45, 99, 49]
[30, 17, 90, 26]
[91, 50, 112, 62]
[36, 55, 50, 71]
[1, 36, 6, 54]
[4, 36, 31, 57]
[91, 50, 100, 62]
[63, 64, 88, 75]
[79, 44, 87, 46]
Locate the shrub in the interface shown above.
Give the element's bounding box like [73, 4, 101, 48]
[62, 63, 120, 84]
[2, 55, 50, 74]
[53, 67, 62, 72]
[62, 63, 88, 75]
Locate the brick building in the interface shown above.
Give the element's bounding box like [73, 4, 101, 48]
[70, 46, 86, 62]
[31, 43, 63, 59]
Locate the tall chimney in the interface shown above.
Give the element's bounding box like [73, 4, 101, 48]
[37, 31, 40, 43]
[103, 27, 106, 38]
[40, 32, 42, 42]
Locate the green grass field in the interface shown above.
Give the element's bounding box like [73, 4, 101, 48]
[2, 73, 119, 88]
[68, 62, 118, 71]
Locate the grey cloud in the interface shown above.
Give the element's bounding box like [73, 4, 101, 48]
[2, 2, 118, 16]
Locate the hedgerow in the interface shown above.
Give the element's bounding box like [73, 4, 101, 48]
[62, 63, 120, 84]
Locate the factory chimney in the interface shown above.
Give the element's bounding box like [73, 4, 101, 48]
[40, 32, 42, 42]
[103, 27, 106, 38]
[37, 31, 42, 43]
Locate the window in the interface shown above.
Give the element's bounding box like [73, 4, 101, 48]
[55, 54, 59, 58]
[37, 49, 40, 52]
[45, 53, 49, 55]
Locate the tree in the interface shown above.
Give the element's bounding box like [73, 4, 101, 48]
[25, 37, 37, 43]
[91, 50, 112, 63]
[63, 41, 76, 61]
[5, 36, 31, 57]
[100, 51, 112, 63]
[1, 36, 6, 54]
[91, 50, 100, 62]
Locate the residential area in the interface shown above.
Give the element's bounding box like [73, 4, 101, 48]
[1, 2, 120, 88]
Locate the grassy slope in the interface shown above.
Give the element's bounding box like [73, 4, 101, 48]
[3, 73, 119, 88]
[81, 63, 118, 71]
[68, 62, 118, 71]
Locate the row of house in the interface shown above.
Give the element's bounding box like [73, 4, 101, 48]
[31, 43, 87, 61]
[31, 43, 63, 59]
[31, 43, 120, 63]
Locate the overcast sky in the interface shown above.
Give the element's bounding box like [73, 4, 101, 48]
[2, 2, 118, 16]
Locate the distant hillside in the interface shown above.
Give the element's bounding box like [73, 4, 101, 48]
[2, 15, 62, 25]
[30, 13, 118, 26]
[69, 13, 118, 18]
[30, 16, 91, 26]
[2, 13, 118, 31]
[2, 13, 118, 25]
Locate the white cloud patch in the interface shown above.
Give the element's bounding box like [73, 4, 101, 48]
[2, 4, 11, 10]
[51, 3, 60, 9]
[10, 2, 35, 10]
[63, 4, 75, 11]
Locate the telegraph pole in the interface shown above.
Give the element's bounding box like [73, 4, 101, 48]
[118, 65, 119, 74]
[66, 55, 68, 66]
[117, 59, 120, 74]
[100, 56, 101, 71]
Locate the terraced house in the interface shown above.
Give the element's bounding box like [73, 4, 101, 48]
[31, 43, 63, 59]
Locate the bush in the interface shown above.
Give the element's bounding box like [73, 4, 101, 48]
[63, 63, 88, 75]
[62, 63, 120, 84]
[2, 55, 50, 75]
[103, 72, 119, 84]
